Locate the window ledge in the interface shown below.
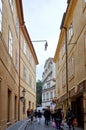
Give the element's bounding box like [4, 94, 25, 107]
[7, 122, 12, 126]
[83, 3, 86, 13]
[14, 120, 17, 122]
[62, 84, 66, 88]
[58, 89, 60, 93]
[68, 33, 74, 45]
[69, 75, 74, 81]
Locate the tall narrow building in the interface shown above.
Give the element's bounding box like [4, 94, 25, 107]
[42, 58, 56, 109]
[54, 0, 86, 129]
[0, 0, 38, 129]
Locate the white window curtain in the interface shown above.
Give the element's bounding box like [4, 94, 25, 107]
[9, 30, 13, 57]
[23, 66, 27, 81]
[15, 51, 18, 71]
[68, 23, 73, 40]
[16, 17, 19, 34]
[23, 41, 27, 55]
[10, 0, 13, 11]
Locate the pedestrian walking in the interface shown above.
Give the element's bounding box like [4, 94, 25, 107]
[54, 108, 62, 130]
[37, 110, 42, 124]
[66, 107, 75, 130]
[27, 108, 30, 119]
[30, 109, 34, 124]
[61, 108, 64, 127]
[34, 109, 38, 121]
[44, 107, 51, 126]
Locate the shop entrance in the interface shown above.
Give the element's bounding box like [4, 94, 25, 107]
[76, 96, 84, 128]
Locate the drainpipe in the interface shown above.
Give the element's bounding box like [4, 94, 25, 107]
[63, 26, 69, 108]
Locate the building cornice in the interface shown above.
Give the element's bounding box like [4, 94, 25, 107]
[42, 85, 56, 92]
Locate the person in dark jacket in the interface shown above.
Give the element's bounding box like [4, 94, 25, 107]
[54, 108, 62, 130]
[37, 110, 42, 124]
[27, 108, 30, 118]
[44, 108, 51, 125]
[66, 108, 75, 130]
[34, 109, 38, 121]
[30, 109, 34, 123]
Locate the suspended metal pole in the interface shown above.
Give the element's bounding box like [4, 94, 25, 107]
[32, 40, 48, 50]
[18, 23, 25, 120]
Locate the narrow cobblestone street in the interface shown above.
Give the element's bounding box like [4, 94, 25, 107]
[25, 117, 83, 130]
[6, 116, 84, 130]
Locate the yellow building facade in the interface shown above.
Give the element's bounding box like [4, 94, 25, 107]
[0, 0, 38, 130]
[54, 0, 86, 129]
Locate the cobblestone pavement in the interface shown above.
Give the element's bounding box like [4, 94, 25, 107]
[6, 119, 29, 130]
[25, 117, 83, 130]
[25, 119, 55, 130]
[6, 116, 84, 130]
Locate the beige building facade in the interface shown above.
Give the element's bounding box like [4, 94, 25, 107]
[0, 0, 38, 130]
[54, 0, 86, 129]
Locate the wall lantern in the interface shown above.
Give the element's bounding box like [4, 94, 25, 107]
[20, 88, 26, 102]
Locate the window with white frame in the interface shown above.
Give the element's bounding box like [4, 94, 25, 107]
[0, 0, 2, 32]
[9, 30, 13, 57]
[29, 52, 32, 64]
[23, 40, 27, 55]
[23, 66, 27, 81]
[29, 74, 32, 87]
[15, 51, 18, 71]
[61, 42, 65, 58]
[16, 17, 19, 34]
[9, 0, 13, 11]
[69, 55, 74, 79]
[46, 92, 49, 100]
[62, 66, 66, 87]
[43, 84, 47, 90]
[47, 82, 50, 88]
[68, 22, 73, 40]
[43, 93, 45, 101]
[34, 64, 36, 72]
